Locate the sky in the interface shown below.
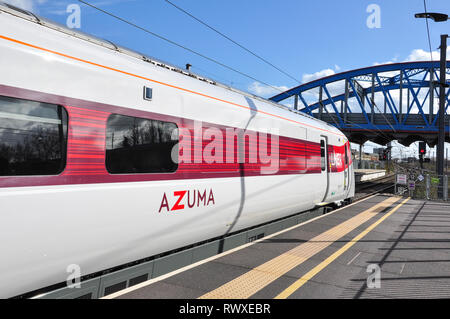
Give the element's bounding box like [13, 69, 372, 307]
[3, 0, 450, 158]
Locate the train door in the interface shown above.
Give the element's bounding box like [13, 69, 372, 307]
[344, 142, 353, 198]
[344, 142, 350, 193]
[320, 137, 330, 202]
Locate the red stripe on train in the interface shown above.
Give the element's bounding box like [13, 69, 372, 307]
[0, 85, 351, 188]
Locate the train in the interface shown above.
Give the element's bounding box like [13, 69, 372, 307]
[0, 2, 354, 298]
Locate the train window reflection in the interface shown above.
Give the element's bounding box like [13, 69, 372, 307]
[0, 96, 68, 176]
[320, 140, 326, 171]
[106, 114, 178, 174]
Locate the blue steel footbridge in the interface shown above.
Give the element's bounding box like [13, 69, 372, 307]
[270, 61, 450, 147]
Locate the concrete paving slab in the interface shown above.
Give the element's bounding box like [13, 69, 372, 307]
[112, 196, 450, 299]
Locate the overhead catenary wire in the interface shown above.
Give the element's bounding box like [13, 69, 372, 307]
[77, 0, 285, 94]
[423, 0, 434, 61]
[329, 115, 394, 143]
[164, 0, 302, 85]
[369, 98, 397, 133]
[76, 0, 398, 147]
[190, 65, 244, 87]
[305, 101, 394, 143]
[304, 85, 396, 141]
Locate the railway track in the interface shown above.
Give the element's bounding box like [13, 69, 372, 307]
[354, 174, 395, 201]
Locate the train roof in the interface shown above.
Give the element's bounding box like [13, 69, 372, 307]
[0, 1, 342, 134]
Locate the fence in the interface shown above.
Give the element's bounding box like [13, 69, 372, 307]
[394, 165, 449, 201]
[356, 160, 386, 170]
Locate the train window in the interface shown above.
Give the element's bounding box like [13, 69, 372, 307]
[143, 86, 153, 101]
[0, 96, 68, 176]
[344, 144, 349, 166]
[320, 140, 326, 171]
[106, 114, 178, 174]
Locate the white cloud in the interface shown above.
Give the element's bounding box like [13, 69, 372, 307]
[260, 46, 449, 113]
[374, 47, 450, 65]
[3, 0, 47, 12]
[298, 67, 351, 109]
[3, 0, 34, 10]
[248, 66, 344, 99]
[247, 82, 289, 98]
[405, 47, 450, 62]
[301, 68, 336, 83]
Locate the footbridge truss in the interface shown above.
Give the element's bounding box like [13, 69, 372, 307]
[270, 61, 450, 146]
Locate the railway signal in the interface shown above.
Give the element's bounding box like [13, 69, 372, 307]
[380, 148, 389, 161]
[419, 142, 426, 168]
[419, 142, 427, 156]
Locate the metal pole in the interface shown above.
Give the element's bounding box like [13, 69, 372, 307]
[319, 86, 323, 120]
[447, 148, 449, 173]
[437, 34, 447, 198]
[359, 144, 363, 169]
[371, 74, 375, 123]
[444, 175, 448, 201]
[344, 78, 349, 123]
[407, 88, 410, 116]
[430, 68, 434, 125]
[399, 71, 403, 123]
[387, 141, 392, 173]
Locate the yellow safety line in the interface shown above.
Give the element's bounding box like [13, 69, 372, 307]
[199, 196, 401, 299]
[275, 197, 411, 299]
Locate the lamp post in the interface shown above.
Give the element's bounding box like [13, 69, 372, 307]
[437, 34, 448, 198]
[415, 12, 449, 198]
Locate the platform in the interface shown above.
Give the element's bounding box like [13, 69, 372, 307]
[104, 194, 450, 299]
[355, 169, 386, 183]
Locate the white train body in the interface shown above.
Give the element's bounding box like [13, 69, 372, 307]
[0, 3, 354, 298]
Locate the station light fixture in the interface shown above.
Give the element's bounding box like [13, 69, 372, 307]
[414, 12, 449, 22]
